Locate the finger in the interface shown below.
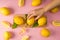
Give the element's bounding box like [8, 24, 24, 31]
[35, 15, 41, 21]
[27, 11, 32, 19]
[27, 10, 33, 18]
[28, 14, 36, 19]
[35, 11, 44, 20]
[27, 14, 31, 18]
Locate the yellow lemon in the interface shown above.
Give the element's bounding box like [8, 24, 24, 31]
[52, 20, 60, 26]
[14, 15, 24, 25]
[38, 16, 47, 26]
[0, 7, 10, 16]
[21, 35, 29, 40]
[40, 28, 50, 37]
[51, 7, 59, 13]
[18, 0, 24, 7]
[4, 31, 12, 40]
[1, 21, 11, 28]
[27, 17, 34, 25]
[32, 0, 42, 6]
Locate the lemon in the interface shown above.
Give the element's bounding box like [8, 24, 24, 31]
[21, 35, 29, 40]
[32, 0, 42, 6]
[19, 27, 26, 34]
[0, 7, 10, 16]
[51, 7, 59, 13]
[4, 31, 12, 40]
[52, 20, 60, 26]
[38, 16, 47, 26]
[14, 15, 24, 25]
[40, 28, 50, 37]
[18, 0, 24, 7]
[27, 17, 34, 25]
[1, 21, 11, 28]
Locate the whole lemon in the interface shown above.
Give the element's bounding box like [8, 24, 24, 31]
[0, 7, 10, 16]
[38, 16, 47, 26]
[32, 0, 42, 6]
[27, 17, 34, 25]
[51, 7, 59, 13]
[4, 31, 12, 40]
[14, 15, 24, 25]
[40, 28, 50, 37]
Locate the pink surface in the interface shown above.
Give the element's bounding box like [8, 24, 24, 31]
[0, 0, 60, 40]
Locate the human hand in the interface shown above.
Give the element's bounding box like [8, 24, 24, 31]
[27, 8, 45, 20]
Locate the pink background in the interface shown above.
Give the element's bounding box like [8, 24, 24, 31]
[0, 0, 60, 40]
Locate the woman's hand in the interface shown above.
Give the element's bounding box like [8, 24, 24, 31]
[27, 8, 45, 20]
[27, 0, 60, 21]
